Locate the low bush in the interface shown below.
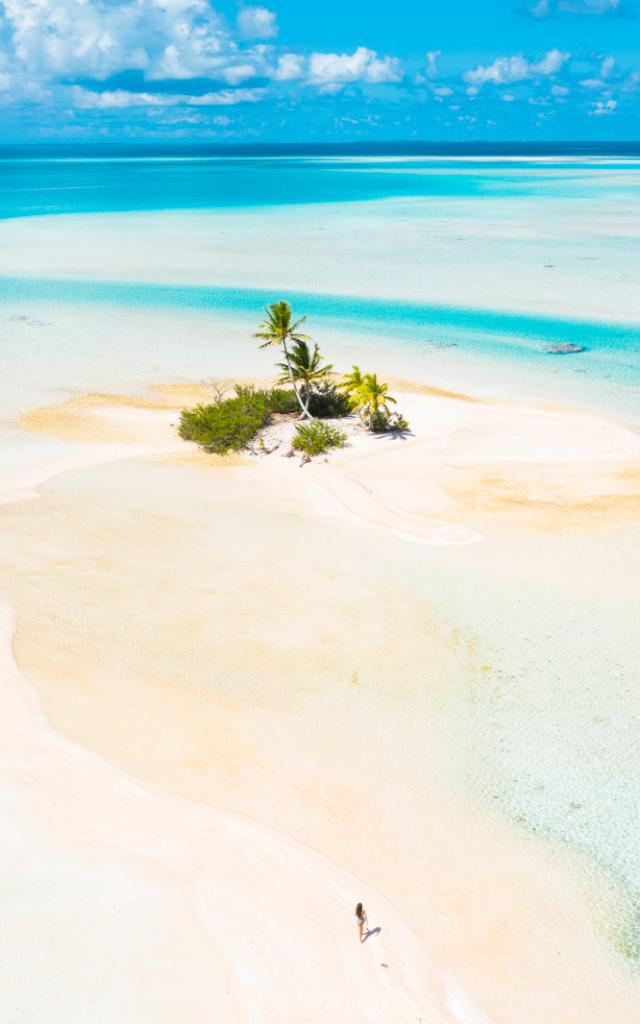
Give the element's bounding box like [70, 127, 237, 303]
[264, 387, 299, 414]
[291, 421, 347, 457]
[179, 385, 300, 453]
[307, 383, 352, 419]
[234, 384, 298, 414]
[370, 410, 411, 433]
[179, 394, 269, 452]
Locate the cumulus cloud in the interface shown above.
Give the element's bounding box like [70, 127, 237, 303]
[236, 6, 277, 40]
[463, 49, 568, 87]
[222, 63, 257, 85]
[0, 0, 232, 82]
[307, 47, 403, 92]
[272, 53, 305, 81]
[0, 0, 405, 115]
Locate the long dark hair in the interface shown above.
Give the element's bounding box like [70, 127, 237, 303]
[355, 902, 363, 917]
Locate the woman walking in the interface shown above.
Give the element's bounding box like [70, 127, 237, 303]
[355, 902, 368, 943]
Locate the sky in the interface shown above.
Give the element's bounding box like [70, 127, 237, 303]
[0, 0, 638, 142]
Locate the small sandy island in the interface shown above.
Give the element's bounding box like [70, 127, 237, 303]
[18, 377, 640, 537]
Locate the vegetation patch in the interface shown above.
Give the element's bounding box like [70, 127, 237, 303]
[179, 386, 298, 453]
[370, 410, 411, 433]
[307, 383, 352, 419]
[291, 421, 348, 457]
[179, 300, 411, 457]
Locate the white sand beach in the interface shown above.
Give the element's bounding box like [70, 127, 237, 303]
[2, 379, 639, 1022]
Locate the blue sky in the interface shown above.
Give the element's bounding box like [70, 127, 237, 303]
[0, 0, 637, 141]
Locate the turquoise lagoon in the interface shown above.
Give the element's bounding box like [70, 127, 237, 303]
[0, 148, 638, 422]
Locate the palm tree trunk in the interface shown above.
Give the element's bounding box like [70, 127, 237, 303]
[282, 338, 312, 419]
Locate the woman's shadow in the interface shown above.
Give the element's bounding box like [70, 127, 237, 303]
[362, 926, 382, 943]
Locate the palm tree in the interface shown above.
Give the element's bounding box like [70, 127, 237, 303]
[349, 373, 397, 430]
[276, 339, 333, 405]
[338, 365, 365, 397]
[254, 300, 311, 418]
[338, 366, 367, 423]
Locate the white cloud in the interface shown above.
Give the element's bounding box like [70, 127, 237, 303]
[426, 50, 441, 78]
[463, 49, 568, 87]
[73, 89, 157, 109]
[0, 0, 405, 103]
[551, 84, 569, 95]
[72, 85, 265, 108]
[222, 63, 256, 85]
[272, 53, 305, 82]
[236, 7, 277, 41]
[590, 98, 617, 114]
[307, 47, 403, 92]
[191, 88, 265, 105]
[433, 86, 452, 96]
[0, 0, 234, 82]
[600, 56, 615, 78]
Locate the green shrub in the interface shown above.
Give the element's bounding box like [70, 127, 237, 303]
[307, 383, 352, 419]
[179, 393, 269, 452]
[180, 386, 300, 453]
[291, 421, 347, 457]
[234, 384, 298, 414]
[264, 387, 299, 414]
[233, 384, 257, 400]
[370, 410, 411, 433]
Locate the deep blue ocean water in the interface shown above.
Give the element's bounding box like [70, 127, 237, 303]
[1, 143, 639, 219]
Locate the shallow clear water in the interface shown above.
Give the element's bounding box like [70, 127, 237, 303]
[0, 152, 638, 420]
[0, 273, 638, 425]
